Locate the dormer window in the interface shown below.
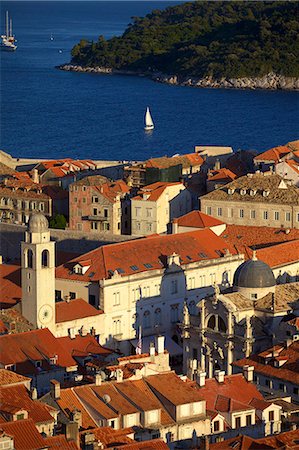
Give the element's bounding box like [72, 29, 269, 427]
[228, 188, 235, 195]
[263, 190, 270, 197]
[73, 261, 91, 275]
[250, 189, 257, 196]
[240, 189, 247, 195]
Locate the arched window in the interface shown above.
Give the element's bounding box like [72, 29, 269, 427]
[218, 316, 227, 333]
[41, 250, 49, 268]
[26, 249, 33, 269]
[154, 308, 161, 326]
[207, 315, 216, 330]
[144, 311, 151, 329]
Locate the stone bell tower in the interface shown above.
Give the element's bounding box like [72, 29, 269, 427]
[21, 213, 56, 333]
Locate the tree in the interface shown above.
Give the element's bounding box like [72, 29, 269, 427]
[49, 214, 67, 230]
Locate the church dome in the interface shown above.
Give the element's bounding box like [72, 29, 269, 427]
[28, 213, 49, 233]
[233, 253, 275, 289]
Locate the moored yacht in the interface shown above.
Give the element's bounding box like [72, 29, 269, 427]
[1, 11, 17, 51]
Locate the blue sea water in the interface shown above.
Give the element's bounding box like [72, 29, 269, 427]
[1, 1, 298, 160]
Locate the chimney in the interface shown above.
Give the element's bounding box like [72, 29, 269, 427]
[50, 379, 60, 399]
[243, 365, 254, 383]
[65, 422, 79, 447]
[31, 387, 37, 400]
[0, 255, 2, 264]
[196, 371, 206, 387]
[203, 435, 210, 450]
[68, 328, 76, 339]
[215, 370, 225, 383]
[83, 432, 95, 448]
[172, 220, 178, 234]
[95, 373, 102, 386]
[32, 169, 39, 184]
[64, 294, 71, 303]
[155, 335, 165, 354]
[70, 409, 82, 428]
[214, 159, 221, 171]
[149, 342, 155, 361]
[116, 368, 123, 383]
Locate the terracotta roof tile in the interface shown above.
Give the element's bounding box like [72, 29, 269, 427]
[0, 418, 46, 450]
[0, 264, 22, 308]
[56, 334, 112, 359]
[56, 229, 237, 282]
[55, 298, 103, 323]
[146, 153, 203, 170]
[208, 168, 237, 182]
[173, 210, 224, 228]
[145, 372, 204, 406]
[0, 328, 79, 373]
[254, 145, 291, 163]
[233, 341, 299, 385]
[80, 426, 134, 446]
[0, 384, 54, 424]
[133, 182, 183, 202]
[0, 370, 30, 387]
[117, 439, 169, 449]
[194, 373, 263, 413]
[44, 435, 79, 449]
[57, 387, 97, 429]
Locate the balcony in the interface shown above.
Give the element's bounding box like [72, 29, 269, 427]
[82, 215, 108, 221]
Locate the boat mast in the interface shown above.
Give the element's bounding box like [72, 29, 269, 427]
[10, 18, 12, 37]
[6, 11, 9, 37]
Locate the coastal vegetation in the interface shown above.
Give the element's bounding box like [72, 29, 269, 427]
[71, 1, 299, 79]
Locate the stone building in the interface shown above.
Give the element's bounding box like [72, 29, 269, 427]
[200, 172, 299, 229]
[69, 176, 130, 234]
[0, 180, 51, 225]
[55, 228, 243, 352]
[131, 182, 192, 235]
[181, 253, 299, 377]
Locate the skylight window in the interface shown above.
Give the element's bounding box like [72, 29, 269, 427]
[199, 252, 208, 258]
[215, 250, 223, 256]
[144, 263, 153, 269]
[186, 255, 192, 260]
[130, 265, 139, 271]
[88, 272, 95, 277]
[116, 268, 125, 274]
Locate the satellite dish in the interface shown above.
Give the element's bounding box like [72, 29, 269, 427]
[102, 394, 111, 404]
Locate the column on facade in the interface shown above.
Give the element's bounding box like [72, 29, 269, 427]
[226, 341, 234, 375]
[245, 315, 253, 357]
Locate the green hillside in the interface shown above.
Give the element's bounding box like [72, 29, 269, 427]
[71, 1, 299, 78]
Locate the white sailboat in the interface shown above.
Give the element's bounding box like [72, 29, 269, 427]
[144, 106, 154, 131]
[1, 11, 17, 51]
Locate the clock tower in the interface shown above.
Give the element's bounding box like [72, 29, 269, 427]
[21, 213, 56, 334]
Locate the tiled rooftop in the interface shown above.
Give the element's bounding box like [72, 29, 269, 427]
[0, 264, 22, 308]
[173, 210, 224, 228]
[145, 153, 203, 170]
[55, 298, 103, 323]
[132, 181, 183, 202]
[233, 341, 299, 385]
[201, 173, 299, 205]
[56, 229, 237, 282]
[0, 418, 46, 450]
[0, 370, 30, 387]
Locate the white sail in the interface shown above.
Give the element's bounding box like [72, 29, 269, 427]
[144, 107, 154, 130]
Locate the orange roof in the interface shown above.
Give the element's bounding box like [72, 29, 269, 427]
[0, 384, 54, 424]
[132, 181, 183, 202]
[117, 439, 169, 449]
[0, 328, 78, 373]
[80, 426, 134, 447]
[221, 224, 299, 254]
[286, 158, 299, 174]
[44, 435, 79, 449]
[255, 240, 299, 268]
[56, 334, 112, 358]
[145, 372, 204, 406]
[56, 229, 237, 282]
[0, 264, 22, 308]
[210, 428, 299, 449]
[146, 153, 203, 170]
[57, 387, 97, 429]
[0, 370, 30, 387]
[94, 179, 130, 203]
[173, 210, 224, 228]
[194, 373, 263, 413]
[254, 145, 291, 163]
[0, 419, 46, 450]
[55, 298, 103, 323]
[208, 168, 237, 182]
[233, 341, 299, 385]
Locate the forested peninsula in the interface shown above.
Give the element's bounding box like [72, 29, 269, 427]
[65, 1, 299, 90]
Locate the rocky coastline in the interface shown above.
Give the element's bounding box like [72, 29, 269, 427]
[57, 64, 299, 91]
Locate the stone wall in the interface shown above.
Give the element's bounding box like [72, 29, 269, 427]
[0, 223, 136, 262]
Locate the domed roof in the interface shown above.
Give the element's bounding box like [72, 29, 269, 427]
[28, 213, 49, 233]
[233, 253, 275, 289]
